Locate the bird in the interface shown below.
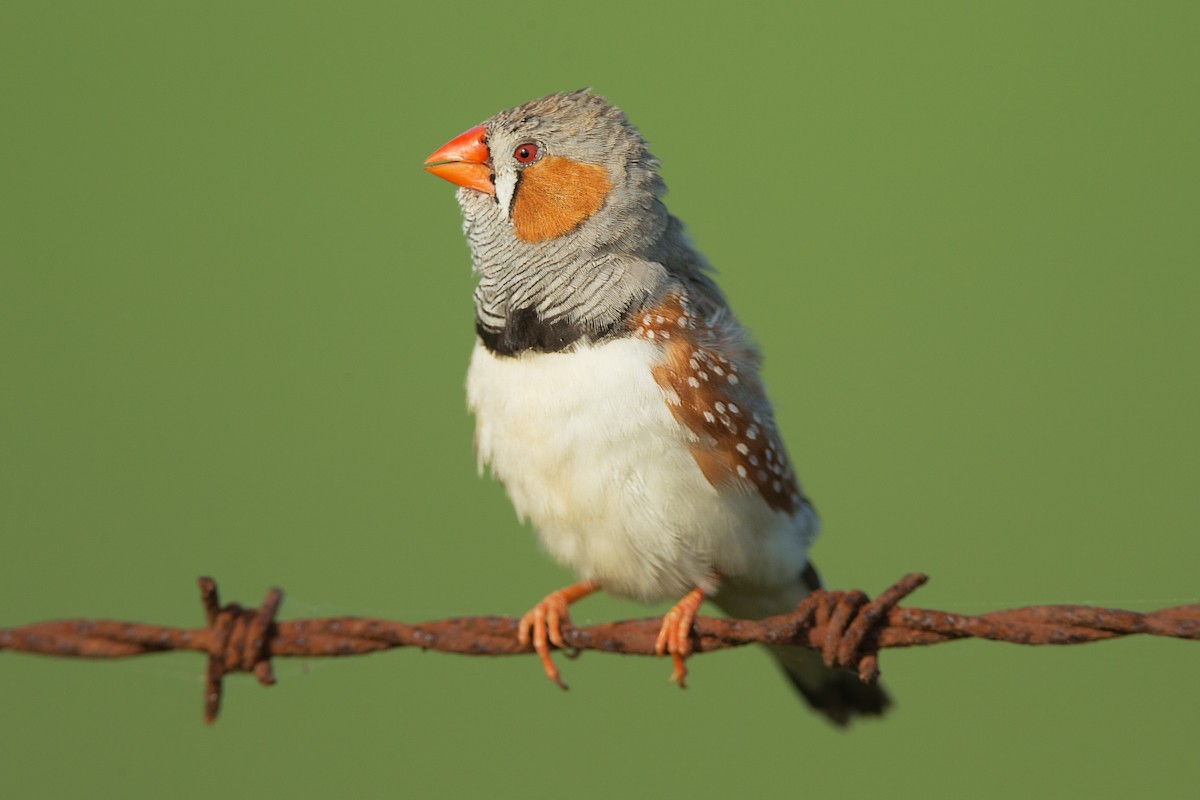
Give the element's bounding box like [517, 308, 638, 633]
[423, 89, 889, 725]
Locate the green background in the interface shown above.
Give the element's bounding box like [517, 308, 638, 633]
[2, 2, 1197, 797]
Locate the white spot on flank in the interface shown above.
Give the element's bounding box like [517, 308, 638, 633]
[646, 330, 655, 340]
[714, 402, 726, 414]
[747, 426, 758, 440]
[772, 481, 782, 492]
[677, 317, 687, 329]
[727, 374, 739, 385]
[655, 315, 665, 324]
[736, 465, 747, 478]
[643, 315, 651, 325]
[703, 411, 715, 424]
[736, 443, 749, 455]
[699, 372, 709, 381]
[749, 456, 759, 466]
[687, 377, 700, 388]
[727, 403, 739, 415]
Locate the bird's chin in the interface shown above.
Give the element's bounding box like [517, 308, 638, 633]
[456, 185, 488, 202]
[457, 185, 502, 220]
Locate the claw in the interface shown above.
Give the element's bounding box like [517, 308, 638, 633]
[655, 586, 707, 689]
[517, 580, 600, 690]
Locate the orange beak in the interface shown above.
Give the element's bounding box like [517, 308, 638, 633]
[423, 124, 495, 195]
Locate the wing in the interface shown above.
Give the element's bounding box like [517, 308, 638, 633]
[630, 289, 807, 515]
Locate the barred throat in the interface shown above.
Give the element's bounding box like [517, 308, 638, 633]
[463, 194, 670, 356]
[459, 185, 725, 357]
[470, 252, 663, 355]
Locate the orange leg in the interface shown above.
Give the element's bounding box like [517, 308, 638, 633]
[517, 579, 601, 690]
[654, 585, 710, 688]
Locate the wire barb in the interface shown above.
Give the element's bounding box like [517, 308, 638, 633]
[2, 573, 1197, 723]
[198, 578, 283, 724]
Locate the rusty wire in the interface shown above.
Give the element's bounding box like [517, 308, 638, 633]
[2, 573, 1197, 723]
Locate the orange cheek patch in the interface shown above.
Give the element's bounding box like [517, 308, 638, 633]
[511, 156, 612, 243]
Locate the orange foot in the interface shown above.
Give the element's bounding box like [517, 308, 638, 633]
[655, 586, 708, 688]
[517, 580, 601, 690]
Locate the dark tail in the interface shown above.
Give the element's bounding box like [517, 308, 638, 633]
[716, 561, 892, 727]
[778, 561, 890, 726]
[768, 644, 891, 727]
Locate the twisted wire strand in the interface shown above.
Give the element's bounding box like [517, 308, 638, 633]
[2, 573, 1197, 723]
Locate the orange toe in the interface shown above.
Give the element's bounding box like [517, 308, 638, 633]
[517, 580, 600, 690]
[655, 586, 707, 689]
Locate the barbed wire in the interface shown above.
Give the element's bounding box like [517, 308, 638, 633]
[2, 573, 1197, 723]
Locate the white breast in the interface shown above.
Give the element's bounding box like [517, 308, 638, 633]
[466, 337, 814, 602]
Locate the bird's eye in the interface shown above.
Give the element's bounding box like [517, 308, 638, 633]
[513, 143, 539, 164]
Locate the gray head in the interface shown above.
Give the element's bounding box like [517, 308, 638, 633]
[425, 90, 713, 355]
